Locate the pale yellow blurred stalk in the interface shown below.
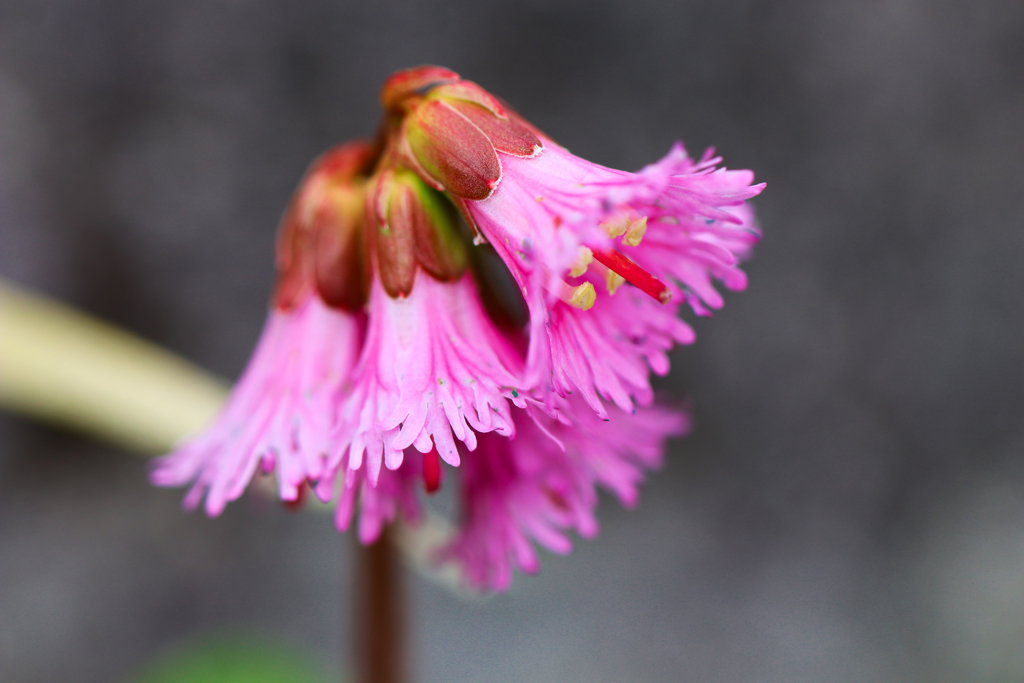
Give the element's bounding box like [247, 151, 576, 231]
[0, 278, 227, 453]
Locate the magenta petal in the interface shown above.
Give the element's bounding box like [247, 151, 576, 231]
[439, 396, 689, 592]
[465, 140, 761, 416]
[329, 271, 524, 484]
[150, 296, 364, 515]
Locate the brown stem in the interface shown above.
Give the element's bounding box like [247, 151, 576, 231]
[356, 526, 403, 683]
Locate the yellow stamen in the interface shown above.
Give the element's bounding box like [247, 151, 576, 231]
[567, 282, 596, 310]
[606, 270, 626, 295]
[569, 247, 594, 277]
[623, 217, 647, 246]
[601, 214, 630, 238]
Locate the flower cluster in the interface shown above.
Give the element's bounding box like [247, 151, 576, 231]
[152, 66, 764, 591]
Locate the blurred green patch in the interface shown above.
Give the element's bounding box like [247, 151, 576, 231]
[132, 635, 331, 683]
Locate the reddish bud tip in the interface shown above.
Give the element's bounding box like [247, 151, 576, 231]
[380, 65, 460, 113]
[448, 100, 542, 157]
[274, 141, 376, 312]
[429, 81, 507, 119]
[313, 141, 382, 181]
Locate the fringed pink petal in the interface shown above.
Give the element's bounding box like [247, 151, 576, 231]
[465, 141, 762, 416]
[330, 271, 524, 484]
[329, 449, 423, 545]
[439, 396, 689, 592]
[150, 296, 363, 514]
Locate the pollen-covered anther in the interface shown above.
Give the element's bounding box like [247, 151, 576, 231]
[606, 270, 626, 295]
[557, 280, 596, 310]
[569, 246, 594, 277]
[601, 214, 630, 238]
[623, 217, 648, 246]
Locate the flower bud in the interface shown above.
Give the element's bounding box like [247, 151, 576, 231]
[313, 185, 368, 311]
[430, 82, 541, 157]
[397, 78, 543, 200]
[402, 99, 501, 200]
[380, 65, 460, 114]
[371, 166, 468, 298]
[274, 141, 377, 311]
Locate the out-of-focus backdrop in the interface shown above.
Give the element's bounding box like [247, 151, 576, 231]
[2, 1, 1023, 681]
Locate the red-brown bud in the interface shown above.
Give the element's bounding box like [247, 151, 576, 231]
[273, 141, 377, 311]
[313, 185, 367, 311]
[371, 168, 417, 298]
[393, 74, 543, 200]
[371, 166, 468, 298]
[446, 98, 541, 157]
[403, 99, 502, 201]
[428, 81, 507, 119]
[380, 65, 460, 114]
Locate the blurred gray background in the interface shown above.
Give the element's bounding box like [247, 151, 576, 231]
[2, 0, 1023, 681]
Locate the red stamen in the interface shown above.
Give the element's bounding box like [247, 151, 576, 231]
[591, 248, 672, 304]
[423, 445, 442, 494]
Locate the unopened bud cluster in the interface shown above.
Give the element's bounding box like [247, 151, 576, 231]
[275, 66, 548, 313]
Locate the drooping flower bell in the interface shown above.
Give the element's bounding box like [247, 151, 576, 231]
[386, 68, 763, 415]
[152, 65, 764, 591]
[151, 141, 376, 514]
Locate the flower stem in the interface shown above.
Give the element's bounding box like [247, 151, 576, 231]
[356, 527, 403, 683]
[0, 278, 227, 453]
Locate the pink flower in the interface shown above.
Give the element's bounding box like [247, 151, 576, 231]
[152, 66, 762, 592]
[151, 141, 375, 515]
[394, 75, 764, 416]
[439, 397, 689, 591]
[318, 166, 527, 486]
[497, 144, 761, 416]
[327, 270, 525, 486]
[150, 294, 364, 515]
[329, 445, 425, 545]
